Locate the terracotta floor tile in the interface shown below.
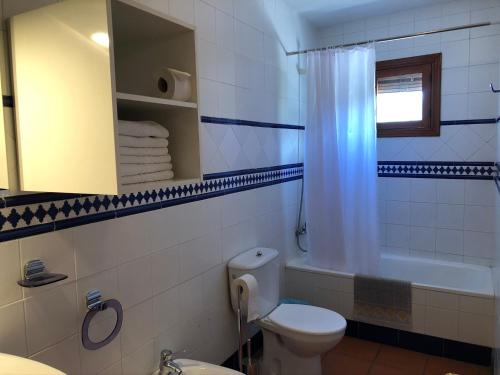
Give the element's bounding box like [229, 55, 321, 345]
[332, 337, 381, 361]
[375, 345, 428, 374]
[424, 356, 481, 375]
[369, 364, 410, 375]
[322, 351, 372, 375]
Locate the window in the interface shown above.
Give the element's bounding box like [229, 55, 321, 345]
[376, 53, 442, 137]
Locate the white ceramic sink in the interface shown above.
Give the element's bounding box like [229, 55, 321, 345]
[152, 359, 244, 375]
[0, 353, 65, 375]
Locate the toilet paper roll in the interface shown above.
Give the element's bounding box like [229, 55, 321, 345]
[232, 274, 260, 322]
[155, 67, 192, 101]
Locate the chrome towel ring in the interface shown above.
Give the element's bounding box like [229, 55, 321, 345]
[81, 290, 123, 351]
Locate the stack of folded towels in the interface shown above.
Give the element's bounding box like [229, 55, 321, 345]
[119, 120, 173, 189]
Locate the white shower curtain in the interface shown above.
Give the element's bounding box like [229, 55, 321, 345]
[305, 45, 379, 275]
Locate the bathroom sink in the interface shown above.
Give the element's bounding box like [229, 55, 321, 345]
[152, 359, 244, 375]
[0, 353, 64, 374]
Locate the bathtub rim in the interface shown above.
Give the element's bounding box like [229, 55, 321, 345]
[286, 255, 494, 299]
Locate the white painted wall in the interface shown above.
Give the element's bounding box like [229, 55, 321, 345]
[0, 1, 316, 374]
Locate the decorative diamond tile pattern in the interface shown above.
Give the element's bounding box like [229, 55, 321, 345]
[0, 164, 304, 240]
[378, 161, 498, 180]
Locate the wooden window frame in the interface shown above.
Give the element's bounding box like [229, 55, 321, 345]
[376, 53, 442, 138]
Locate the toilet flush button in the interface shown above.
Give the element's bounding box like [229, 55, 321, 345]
[256, 250, 263, 257]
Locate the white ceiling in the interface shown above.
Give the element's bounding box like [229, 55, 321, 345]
[284, 0, 450, 28]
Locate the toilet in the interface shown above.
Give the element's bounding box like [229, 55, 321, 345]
[228, 248, 346, 375]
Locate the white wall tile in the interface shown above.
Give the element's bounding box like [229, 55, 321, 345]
[121, 340, 155, 375]
[463, 230, 495, 258]
[30, 335, 81, 375]
[410, 202, 437, 227]
[410, 179, 437, 203]
[111, 214, 154, 265]
[469, 63, 499, 92]
[24, 283, 78, 354]
[442, 40, 470, 68]
[425, 306, 459, 340]
[136, 0, 169, 14]
[464, 180, 496, 206]
[426, 290, 459, 309]
[386, 224, 410, 248]
[222, 218, 257, 261]
[169, 0, 194, 24]
[442, 67, 469, 94]
[410, 226, 436, 251]
[153, 286, 181, 334]
[121, 300, 154, 356]
[179, 232, 222, 282]
[437, 204, 464, 230]
[20, 231, 75, 297]
[470, 35, 500, 65]
[151, 245, 180, 296]
[118, 256, 153, 310]
[195, 0, 216, 43]
[98, 362, 122, 375]
[436, 228, 464, 255]
[464, 205, 495, 232]
[459, 312, 495, 347]
[203, 0, 233, 15]
[386, 201, 410, 225]
[73, 221, 119, 279]
[0, 241, 22, 306]
[197, 39, 218, 80]
[437, 180, 465, 204]
[459, 295, 495, 316]
[0, 301, 27, 356]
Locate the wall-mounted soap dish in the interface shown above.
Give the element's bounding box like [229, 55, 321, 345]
[17, 259, 67, 288]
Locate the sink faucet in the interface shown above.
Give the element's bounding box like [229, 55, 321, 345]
[160, 350, 183, 375]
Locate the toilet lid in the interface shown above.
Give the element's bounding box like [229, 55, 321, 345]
[267, 304, 346, 336]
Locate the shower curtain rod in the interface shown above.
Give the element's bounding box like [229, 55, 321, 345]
[286, 22, 498, 56]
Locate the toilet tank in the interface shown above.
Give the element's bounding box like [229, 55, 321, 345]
[228, 247, 280, 318]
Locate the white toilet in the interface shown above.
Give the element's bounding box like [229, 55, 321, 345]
[228, 248, 346, 375]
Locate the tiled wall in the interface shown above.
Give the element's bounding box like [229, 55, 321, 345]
[285, 266, 495, 348]
[319, 0, 500, 265]
[494, 55, 500, 374]
[0, 0, 315, 374]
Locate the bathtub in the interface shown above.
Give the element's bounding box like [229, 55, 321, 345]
[379, 254, 493, 297]
[285, 254, 495, 347]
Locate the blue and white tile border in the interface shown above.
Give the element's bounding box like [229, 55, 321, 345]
[378, 161, 498, 180]
[0, 163, 304, 241]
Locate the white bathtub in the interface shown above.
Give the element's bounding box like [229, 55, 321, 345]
[286, 254, 495, 347]
[379, 254, 493, 297]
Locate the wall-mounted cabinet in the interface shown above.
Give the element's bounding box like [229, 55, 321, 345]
[10, 0, 201, 195]
[0, 27, 17, 192]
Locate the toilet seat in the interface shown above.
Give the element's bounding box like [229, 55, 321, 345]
[266, 304, 346, 335]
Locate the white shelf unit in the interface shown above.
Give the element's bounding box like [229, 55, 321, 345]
[116, 92, 198, 111]
[10, 0, 201, 195]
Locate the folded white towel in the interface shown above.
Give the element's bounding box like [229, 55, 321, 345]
[119, 135, 169, 148]
[120, 154, 172, 164]
[120, 146, 169, 157]
[121, 170, 174, 185]
[118, 120, 169, 139]
[120, 163, 173, 177]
